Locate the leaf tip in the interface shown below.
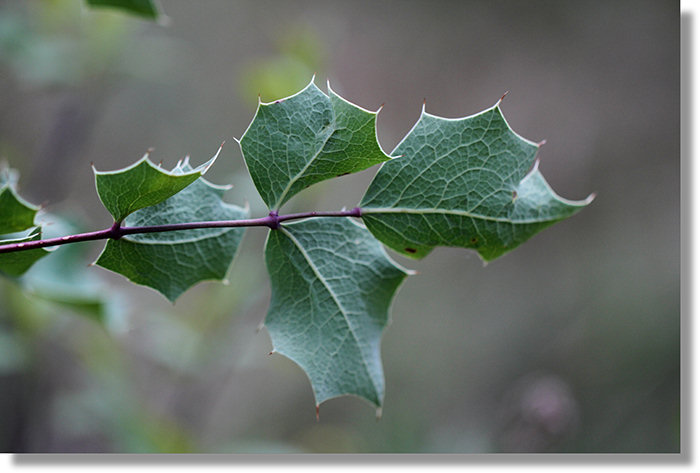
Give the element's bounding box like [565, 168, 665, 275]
[537, 139, 547, 148]
[498, 90, 510, 105]
[315, 405, 320, 422]
[375, 407, 383, 421]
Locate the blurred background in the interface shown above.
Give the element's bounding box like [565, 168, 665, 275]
[0, 0, 679, 453]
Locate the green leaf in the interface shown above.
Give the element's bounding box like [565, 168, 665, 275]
[96, 160, 248, 302]
[239, 79, 390, 210]
[0, 166, 50, 277]
[1, 166, 39, 235]
[20, 214, 124, 327]
[264, 217, 410, 408]
[0, 228, 51, 277]
[94, 150, 218, 222]
[0, 184, 39, 235]
[360, 103, 594, 261]
[85, 0, 160, 20]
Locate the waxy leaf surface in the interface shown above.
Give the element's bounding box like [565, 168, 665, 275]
[96, 161, 247, 302]
[239, 80, 390, 210]
[360, 104, 593, 261]
[264, 217, 410, 407]
[94, 152, 217, 222]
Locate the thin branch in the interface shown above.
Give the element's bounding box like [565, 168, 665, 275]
[0, 207, 363, 254]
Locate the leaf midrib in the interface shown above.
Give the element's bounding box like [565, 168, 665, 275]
[278, 226, 378, 398]
[361, 206, 561, 224]
[272, 118, 336, 210]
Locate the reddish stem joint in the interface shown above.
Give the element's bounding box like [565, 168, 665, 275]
[267, 211, 280, 230]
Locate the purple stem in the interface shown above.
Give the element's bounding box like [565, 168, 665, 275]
[0, 207, 363, 255]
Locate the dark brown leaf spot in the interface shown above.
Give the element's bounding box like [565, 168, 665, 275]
[404, 247, 417, 254]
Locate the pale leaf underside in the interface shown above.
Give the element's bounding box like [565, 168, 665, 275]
[96, 164, 247, 302]
[240, 79, 390, 210]
[264, 217, 409, 407]
[361, 105, 593, 261]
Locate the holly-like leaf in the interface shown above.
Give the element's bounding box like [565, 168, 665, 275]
[0, 228, 51, 277]
[360, 102, 594, 261]
[85, 0, 160, 20]
[264, 217, 410, 408]
[0, 167, 51, 276]
[0, 171, 39, 235]
[96, 160, 248, 302]
[239, 79, 390, 210]
[94, 150, 218, 222]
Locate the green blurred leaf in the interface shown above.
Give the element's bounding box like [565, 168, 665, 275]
[93, 151, 218, 222]
[20, 214, 123, 326]
[85, 0, 159, 20]
[0, 184, 38, 235]
[0, 228, 51, 277]
[264, 217, 410, 407]
[0, 167, 50, 277]
[239, 79, 390, 210]
[360, 104, 593, 261]
[0, 329, 28, 374]
[96, 160, 248, 302]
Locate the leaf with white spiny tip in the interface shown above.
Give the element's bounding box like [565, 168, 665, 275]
[95, 160, 248, 302]
[93, 148, 219, 222]
[360, 100, 593, 261]
[239, 78, 391, 210]
[0, 167, 52, 276]
[264, 217, 411, 408]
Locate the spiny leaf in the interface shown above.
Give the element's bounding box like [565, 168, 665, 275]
[264, 217, 410, 408]
[85, 0, 160, 20]
[0, 228, 51, 277]
[0, 167, 50, 276]
[239, 78, 390, 210]
[0, 166, 40, 235]
[96, 160, 248, 302]
[93, 149, 218, 222]
[360, 102, 593, 261]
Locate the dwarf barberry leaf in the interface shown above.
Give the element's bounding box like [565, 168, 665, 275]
[360, 103, 593, 261]
[239, 79, 390, 210]
[0, 168, 51, 276]
[264, 217, 410, 407]
[93, 150, 218, 222]
[96, 160, 247, 301]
